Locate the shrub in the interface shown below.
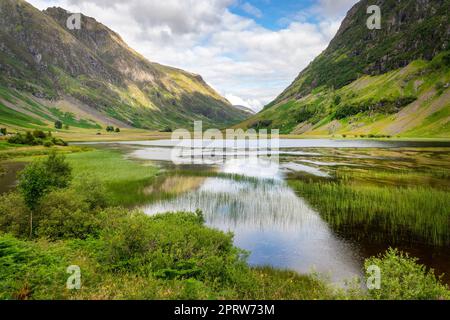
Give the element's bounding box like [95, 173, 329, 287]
[36, 189, 100, 240]
[71, 175, 109, 210]
[160, 127, 173, 133]
[333, 95, 342, 105]
[54, 120, 63, 129]
[106, 126, 115, 132]
[115, 128, 121, 133]
[0, 128, 6, 136]
[0, 192, 31, 238]
[365, 248, 449, 300]
[51, 137, 68, 146]
[99, 211, 246, 284]
[32, 130, 46, 139]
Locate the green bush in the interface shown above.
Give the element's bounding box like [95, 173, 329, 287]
[54, 120, 62, 129]
[18, 151, 72, 210]
[365, 248, 449, 300]
[71, 175, 109, 210]
[32, 130, 46, 139]
[36, 189, 100, 240]
[99, 211, 246, 285]
[0, 192, 31, 238]
[7, 132, 67, 147]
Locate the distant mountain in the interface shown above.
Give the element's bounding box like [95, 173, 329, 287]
[233, 105, 256, 115]
[240, 0, 450, 138]
[0, 0, 250, 131]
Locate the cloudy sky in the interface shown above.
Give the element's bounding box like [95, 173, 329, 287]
[28, 0, 359, 111]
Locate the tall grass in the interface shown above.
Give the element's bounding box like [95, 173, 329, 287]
[67, 150, 159, 206]
[290, 177, 450, 246]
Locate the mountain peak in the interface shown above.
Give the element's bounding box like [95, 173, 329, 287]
[0, 0, 250, 130]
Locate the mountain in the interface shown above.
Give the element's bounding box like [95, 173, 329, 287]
[0, 0, 250, 131]
[233, 105, 256, 115]
[240, 0, 450, 138]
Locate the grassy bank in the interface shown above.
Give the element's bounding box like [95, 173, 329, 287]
[289, 168, 450, 246]
[67, 150, 160, 206]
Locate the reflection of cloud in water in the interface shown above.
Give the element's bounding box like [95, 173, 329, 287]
[143, 175, 362, 283]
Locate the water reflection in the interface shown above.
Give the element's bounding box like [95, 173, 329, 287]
[75, 139, 450, 285]
[142, 156, 362, 284]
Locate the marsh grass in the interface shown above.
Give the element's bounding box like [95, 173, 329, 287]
[290, 171, 450, 246]
[67, 150, 159, 206]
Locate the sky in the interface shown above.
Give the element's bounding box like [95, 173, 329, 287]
[27, 0, 359, 111]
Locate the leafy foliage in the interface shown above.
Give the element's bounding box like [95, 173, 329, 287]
[18, 151, 72, 210]
[365, 249, 449, 300]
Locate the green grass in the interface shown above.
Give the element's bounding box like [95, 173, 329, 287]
[0, 102, 46, 129]
[289, 169, 450, 246]
[67, 150, 160, 206]
[0, 213, 336, 300]
[242, 52, 450, 138]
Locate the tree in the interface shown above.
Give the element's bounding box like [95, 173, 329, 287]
[54, 120, 63, 129]
[115, 127, 121, 133]
[33, 130, 46, 139]
[0, 128, 6, 136]
[18, 151, 72, 237]
[106, 126, 114, 132]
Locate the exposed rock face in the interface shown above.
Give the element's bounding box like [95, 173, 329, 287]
[239, 0, 450, 138]
[272, 0, 450, 104]
[0, 0, 250, 129]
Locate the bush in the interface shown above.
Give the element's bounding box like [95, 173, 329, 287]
[54, 121, 63, 129]
[99, 211, 246, 284]
[32, 130, 46, 139]
[36, 189, 100, 240]
[71, 175, 109, 210]
[0, 128, 6, 136]
[115, 128, 120, 133]
[106, 126, 115, 132]
[365, 248, 449, 300]
[51, 137, 68, 146]
[0, 192, 31, 238]
[7, 132, 67, 147]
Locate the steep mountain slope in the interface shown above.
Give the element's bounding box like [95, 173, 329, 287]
[241, 0, 450, 138]
[0, 0, 250, 131]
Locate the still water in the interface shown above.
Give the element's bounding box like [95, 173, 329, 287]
[78, 139, 450, 285]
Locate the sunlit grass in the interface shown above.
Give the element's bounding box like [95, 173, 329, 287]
[67, 150, 159, 206]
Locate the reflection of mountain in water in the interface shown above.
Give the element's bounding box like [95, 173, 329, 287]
[142, 157, 362, 284]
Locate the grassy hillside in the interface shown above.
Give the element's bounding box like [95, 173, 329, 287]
[0, 0, 250, 132]
[240, 0, 450, 138]
[240, 53, 450, 137]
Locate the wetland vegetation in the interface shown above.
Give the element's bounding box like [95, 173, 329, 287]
[0, 138, 449, 300]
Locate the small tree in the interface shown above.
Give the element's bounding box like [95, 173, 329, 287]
[18, 151, 72, 237]
[0, 128, 7, 136]
[55, 120, 63, 129]
[106, 126, 115, 132]
[33, 130, 46, 139]
[115, 127, 121, 133]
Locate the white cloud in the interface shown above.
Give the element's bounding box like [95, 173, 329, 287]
[310, 0, 359, 20]
[28, 0, 356, 112]
[241, 2, 262, 18]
